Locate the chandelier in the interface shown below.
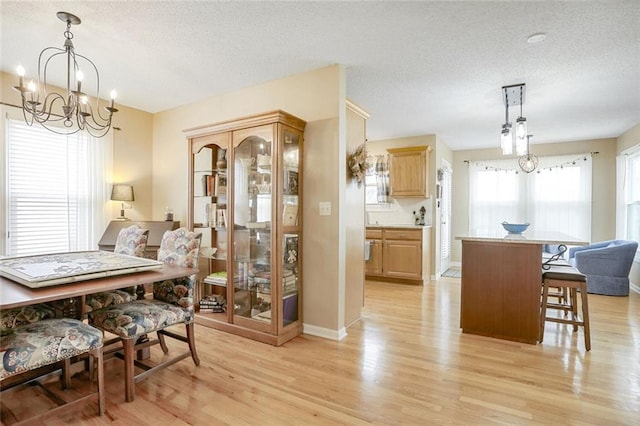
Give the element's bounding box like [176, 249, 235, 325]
[12, 11, 117, 138]
[518, 135, 538, 173]
[500, 83, 528, 156]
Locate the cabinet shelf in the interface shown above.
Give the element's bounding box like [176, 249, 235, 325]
[186, 110, 305, 346]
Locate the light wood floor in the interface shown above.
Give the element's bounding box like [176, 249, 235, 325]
[2, 276, 640, 425]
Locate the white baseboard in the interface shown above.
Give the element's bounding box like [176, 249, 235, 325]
[631, 282, 639, 294]
[303, 323, 347, 341]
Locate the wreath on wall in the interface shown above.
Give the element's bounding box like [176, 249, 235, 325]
[347, 143, 372, 187]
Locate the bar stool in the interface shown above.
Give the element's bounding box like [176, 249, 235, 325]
[542, 244, 571, 304]
[540, 266, 591, 351]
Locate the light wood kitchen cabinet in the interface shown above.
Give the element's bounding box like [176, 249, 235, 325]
[387, 146, 431, 198]
[365, 227, 430, 283]
[184, 110, 305, 346]
[383, 230, 422, 280]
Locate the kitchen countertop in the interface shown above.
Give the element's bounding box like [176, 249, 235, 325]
[366, 224, 432, 229]
[456, 230, 588, 246]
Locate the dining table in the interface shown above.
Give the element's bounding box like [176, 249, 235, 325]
[455, 231, 589, 344]
[0, 251, 198, 311]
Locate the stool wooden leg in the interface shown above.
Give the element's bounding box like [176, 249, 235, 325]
[580, 284, 591, 351]
[570, 288, 579, 332]
[540, 281, 550, 343]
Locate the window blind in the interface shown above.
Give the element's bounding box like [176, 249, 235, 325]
[6, 119, 107, 256]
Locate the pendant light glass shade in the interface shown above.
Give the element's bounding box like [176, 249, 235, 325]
[515, 117, 528, 155]
[501, 124, 513, 155]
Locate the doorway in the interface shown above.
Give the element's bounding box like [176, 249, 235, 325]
[440, 160, 453, 274]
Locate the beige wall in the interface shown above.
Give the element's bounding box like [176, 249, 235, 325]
[617, 123, 640, 154]
[151, 65, 352, 337]
[111, 105, 154, 221]
[450, 138, 618, 263]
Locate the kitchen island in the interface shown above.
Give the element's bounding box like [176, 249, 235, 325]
[456, 231, 588, 344]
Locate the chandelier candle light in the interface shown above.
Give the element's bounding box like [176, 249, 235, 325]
[12, 11, 118, 137]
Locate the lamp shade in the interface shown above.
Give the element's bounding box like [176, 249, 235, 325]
[110, 184, 134, 202]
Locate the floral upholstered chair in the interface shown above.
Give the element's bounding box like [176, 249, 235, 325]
[0, 304, 56, 336]
[84, 225, 149, 313]
[0, 317, 105, 420]
[88, 227, 201, 402]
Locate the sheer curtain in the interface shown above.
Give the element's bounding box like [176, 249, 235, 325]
[469, 154, 592, 239]
[375, 155, 389, 204]
[528, 155, 592, 241]
[468, 158, 522, 234]
[6, 119, 112, 255]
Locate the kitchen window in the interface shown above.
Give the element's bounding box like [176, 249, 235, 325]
[468, 154, 593, 241]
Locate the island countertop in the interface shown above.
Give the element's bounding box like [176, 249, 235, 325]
[366, 224, 432, 229]
[456, 231, 589, 246]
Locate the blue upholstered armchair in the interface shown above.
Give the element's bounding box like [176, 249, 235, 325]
[569, 240, 639, 296]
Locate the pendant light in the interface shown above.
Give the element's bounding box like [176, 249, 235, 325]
[500, 83, 528, 156]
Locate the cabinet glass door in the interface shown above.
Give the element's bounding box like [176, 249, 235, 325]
[193, 142, 228, 319]
[281, 129, 300, 327]
[233, 133, 273, 325]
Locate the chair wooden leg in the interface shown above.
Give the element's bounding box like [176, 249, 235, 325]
[91, 346, 106, 415]
[186, 323, 200, 366]
[61, 358, 71, 389]
[158, 331, 169, 354]
[123, 338, 136, 402]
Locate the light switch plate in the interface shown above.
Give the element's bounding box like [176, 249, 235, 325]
[319, 201, 331, 216]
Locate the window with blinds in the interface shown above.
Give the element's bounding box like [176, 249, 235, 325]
[6, 119, 107, 256]
[622, 147, 640, 246]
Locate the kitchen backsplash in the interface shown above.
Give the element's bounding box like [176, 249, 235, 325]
[366, 197, 433, 226]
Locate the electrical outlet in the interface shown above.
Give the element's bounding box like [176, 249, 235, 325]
[319, 201, 331, 216]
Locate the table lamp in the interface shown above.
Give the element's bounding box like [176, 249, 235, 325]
[111, 184, 134, 220]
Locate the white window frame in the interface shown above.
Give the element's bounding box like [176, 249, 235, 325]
[617, 144, 640, 261]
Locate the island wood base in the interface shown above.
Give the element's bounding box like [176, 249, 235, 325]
[460, 240, 542, 344]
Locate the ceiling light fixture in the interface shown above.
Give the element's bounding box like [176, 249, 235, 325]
[527, 32, 547, 44]
[12, 11, 117, 138]
[518, 134, 538, 173]
[500, 83, 528, 156]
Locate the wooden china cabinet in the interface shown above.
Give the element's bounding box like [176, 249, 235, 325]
[184, 110, 305, 346]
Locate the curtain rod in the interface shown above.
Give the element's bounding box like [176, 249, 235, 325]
[464, 151, 599, 163]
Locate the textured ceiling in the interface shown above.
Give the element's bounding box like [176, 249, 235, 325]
[1, 1, 639, 150]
